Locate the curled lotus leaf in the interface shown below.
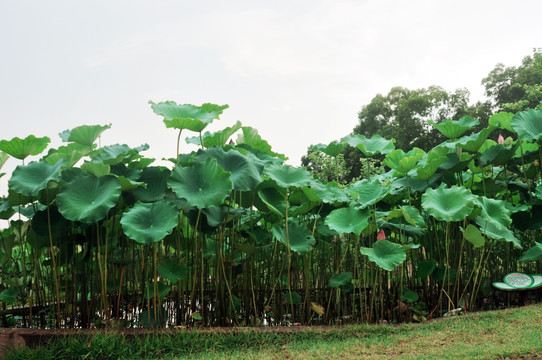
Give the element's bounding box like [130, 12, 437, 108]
[0, 151, 8, 170]
[325, 207, 370, 235]
[489, 112, 514, 132]
[310, 141, 347, 157]
[60, 124, 111, 147]
[121, 200, 179, 244]
[168, 158, 232, 209]
[361, 240, 407, 271]
[57, 174, 121, 223]
[194, 147, 263, 191]
[519, 242, 542, 262]
[0, 135, 50, 160]
[150, 100, 228, 133]
[383, 148, 426, 174]
[421, 186, 475, 222]
[186, 121, 242, 148]
[413, 146, 448, 180]
[329, 272, 352, 288]
[428, 116, 479, 139]
[44, 143, 91, 167]
[272, 220, 315, 254]
[9, 159, 66, 197]
[510, 109, 542, 141]
[236, 126, 287, 160]
[475, 196, 512, 228]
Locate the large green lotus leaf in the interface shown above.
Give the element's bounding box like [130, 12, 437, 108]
[185, 121, 242, 148]
[479, 142, 520, 166]
[489, 112, 514, 132]
[361, 240, 406, 271]
[150, 101, 228, 133]
[422, 186, 475, 222]
[60, 124, 111, 147]
[236, 126, 287, 160]
[401, 205, 425, 228]
[8, 159, 65, 197]
[329, 272, 352, 288]
[288, 187, 321, 217]
[342, 134, 395, 156]
[475, 197, 512, 228]
[57, 174, 121, 223]
[31, 205, 68, 237]
[519, 242, 542, 262]
[92, 144, 148, 165]
[462, 224, 485, 248]
[416, 259, 437, 278]
[348, 178, 389, 208]
[378, 218, 425, 237]
[475, 216, 520, 247]
[258, 186, 287, 217]
[121, 200, 178, 244]
[132, 167, 170, 203]
[310, 141, 347, 157]
[0, 135, 50, 160]
[168, 158, 232, 209]
[413, 146, 448, 180]
[511, 109, 542, 141]
[80, 161, 110, 177]
[0, 287, 18, 304]
[428, 116, 479, 139]
[383, 148, 426, 174]
[325, 207, 370, 234]
[272, 220, 315, 254]
[194, 147, 263, 191]
[0, 198, 15, 220]
[158, 259, 188, 282]
[310, 180, 350, 204]
[264, 164, 313, 189]
[455, 127, 495, 153]
[44, 143, 91, 167]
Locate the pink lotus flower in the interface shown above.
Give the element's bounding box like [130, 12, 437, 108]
[377, 229, 386, 240]
[498, 134, 504, 144]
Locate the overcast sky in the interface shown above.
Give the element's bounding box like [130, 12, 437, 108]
[1, 0, 541, 195]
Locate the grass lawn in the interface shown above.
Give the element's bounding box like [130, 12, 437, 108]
[5, 304, 542, 359]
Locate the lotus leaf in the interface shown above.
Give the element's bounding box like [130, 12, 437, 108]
[9, 160, 65, 197]
[0, 287, 18, 304]
[168, 158, 232, 209]
[57, 174, 121, 223]
[60, 124, 111, 147]
[422, 186, 475, 222]
[475, 217, 520, 247]
[401, 206, 425, 228]
[0, 135, 50, 160]
[401, 289, 419, 303]
[121, 201, 179, 244]
[348, 178, 389, 208]
[236, 126, 287, 160]
[150, 101, 228, 132]
[45, 143, 91, 167]
[480, 142, 520, 166]
[0, 151, 8, 170]
[185, 121, 242, 147]
[132, 167, 171, 203]
[519, 242, 542, 262]
[310, 141, 347, 157]
[416, 259, 437, 278]
[257, 186, 287, 217]
[282, 291, 301, 305]
[342, 134, 395, 156]
[309, 180, 350, 204]
[475, 197, 512, 228]
[428, 116, 479, 139]
[264, 164, 313, 189]
[462, 224, 485, 248]
[325, 207, 370, 235]
[158, 259, 188, 282]
[194, 147, 263, 191]
[329, 272, 352, 288]
[489, 112, 514, 132]
[80, 161, 110, 177]
[383, 148, 426, 174]
[414, 146, 448, 180]
[361, 240, 406, 271]
[511, 109, 542, 141]
[432, 266, 457, 282]
[144, 281, 171, 300]
[272, 220, 315, 254]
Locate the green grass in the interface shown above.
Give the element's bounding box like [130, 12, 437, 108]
[5, 304, 542, 359]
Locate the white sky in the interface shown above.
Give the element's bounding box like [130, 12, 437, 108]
[1, 0, 541, 195]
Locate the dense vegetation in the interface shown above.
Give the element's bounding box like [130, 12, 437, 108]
[0, 98, 541, 330]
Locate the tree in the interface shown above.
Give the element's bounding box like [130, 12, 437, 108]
[354, 86, 475, 152]
[482, 53, 542, 111]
